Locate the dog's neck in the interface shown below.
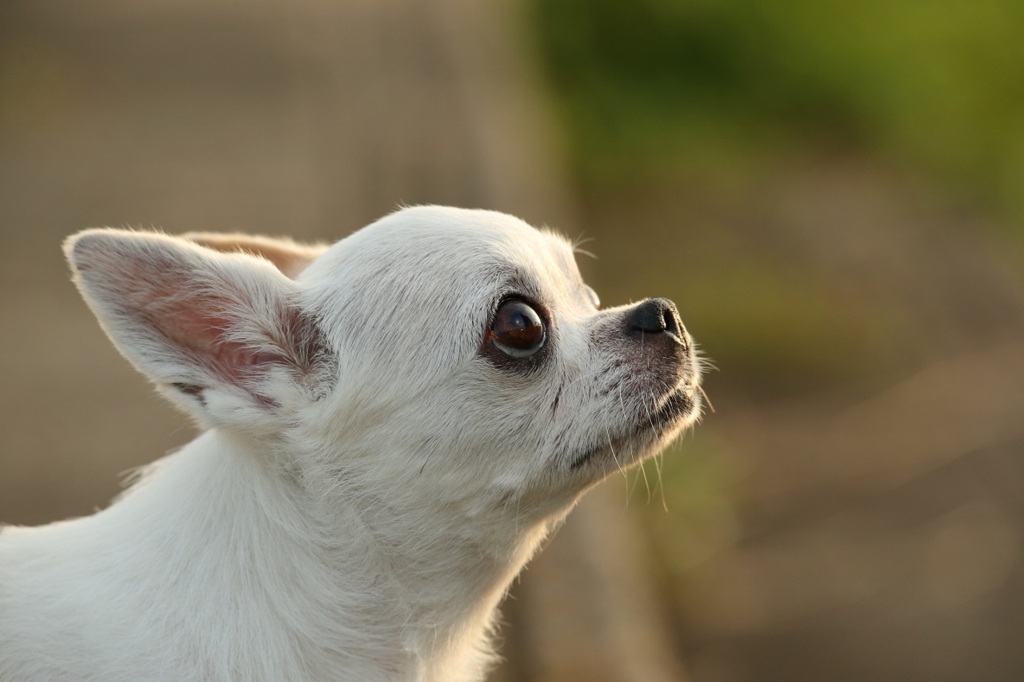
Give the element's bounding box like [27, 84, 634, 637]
[89, 429, 554, 681]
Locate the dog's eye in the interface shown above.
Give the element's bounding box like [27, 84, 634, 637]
[490, 299, 545, 358]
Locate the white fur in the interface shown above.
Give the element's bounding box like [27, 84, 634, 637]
[0, 206, 702, 681]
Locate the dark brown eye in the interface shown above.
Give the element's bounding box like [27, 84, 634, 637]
[490, 299, 545, 358]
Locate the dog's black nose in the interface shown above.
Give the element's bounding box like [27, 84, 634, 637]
[627, 298, 684, 338]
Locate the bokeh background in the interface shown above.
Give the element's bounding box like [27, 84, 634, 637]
[3, 1, 1024, 681]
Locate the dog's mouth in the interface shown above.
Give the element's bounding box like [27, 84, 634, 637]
[567, 381, 701, 471]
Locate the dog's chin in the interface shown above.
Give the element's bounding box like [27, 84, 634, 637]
[568, 384, 702, 473]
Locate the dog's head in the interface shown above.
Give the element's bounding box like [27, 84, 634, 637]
[66, 207, 701, 526]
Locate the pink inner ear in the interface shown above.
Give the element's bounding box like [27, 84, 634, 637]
[143, 288, 294, 404]
[106, 255, 293, 405]
[72, 232, 327, 408]
[163, 302, 284, 377]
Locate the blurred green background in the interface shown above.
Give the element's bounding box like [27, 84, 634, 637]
[532, 1, 1024, 680]
[2, 1, 1024, 681]
[536, 0, 1024, 218]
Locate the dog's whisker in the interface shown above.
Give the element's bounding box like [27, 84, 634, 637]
[627, 459, 642, 500]
[653, 451, 669, 513]
[617, 384, 630, 422]
[638, 460, 652, 505]
[699, 385, 716, 414]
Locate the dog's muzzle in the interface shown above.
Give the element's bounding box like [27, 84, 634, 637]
[568, 297, 701, 471]
[628, 296, 700, 432]
[623, 297, 694, 381]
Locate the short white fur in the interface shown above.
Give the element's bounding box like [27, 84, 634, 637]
[0, 206, 702, 681]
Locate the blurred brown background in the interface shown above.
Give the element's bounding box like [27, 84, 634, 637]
[3, 1, 1024, 681]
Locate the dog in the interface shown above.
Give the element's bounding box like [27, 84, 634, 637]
[0, 206, 702, 681]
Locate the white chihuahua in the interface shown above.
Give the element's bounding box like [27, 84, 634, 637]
[0, 206, 702, 681]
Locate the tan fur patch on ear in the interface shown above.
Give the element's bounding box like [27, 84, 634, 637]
[182, 233, 327, 279]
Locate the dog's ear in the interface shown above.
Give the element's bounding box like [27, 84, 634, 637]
[65, 229, 334, 431]
[180, 232, 327, 279]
